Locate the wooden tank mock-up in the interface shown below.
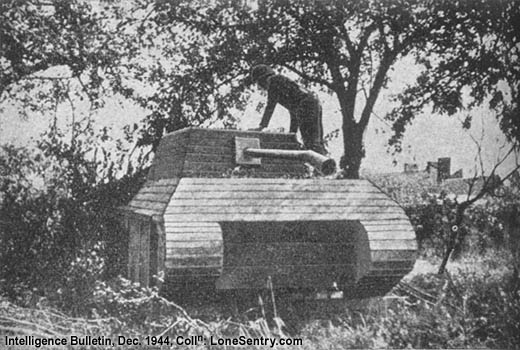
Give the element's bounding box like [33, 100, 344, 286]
[119, 127, 417, 298]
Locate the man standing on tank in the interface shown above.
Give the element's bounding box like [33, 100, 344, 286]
[249, 64, 327, 155]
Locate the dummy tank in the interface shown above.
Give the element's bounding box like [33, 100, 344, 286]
[119, 127, 416, 298]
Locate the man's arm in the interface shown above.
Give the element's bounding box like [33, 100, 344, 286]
[259, 92, 277, 128]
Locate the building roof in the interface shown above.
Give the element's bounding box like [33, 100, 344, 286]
[366, 171, 486, 206]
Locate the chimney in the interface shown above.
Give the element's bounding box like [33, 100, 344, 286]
[451, 169, 463, 178]
[404, 163, 418, 173]
[437, 157, 451, 182]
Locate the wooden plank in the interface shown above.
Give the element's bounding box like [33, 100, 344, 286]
[224, 242, 356, 267]
[166, 198, 396, 208]
[182, 161, 304, 175]
[166, 232, 222, 241]
[165, 255, 222, 268]
[176, 180, 375, 189]
[179, 178, 370, 185]
[184, 152, 305, 165]
[165, 225, 222, 232]
[163, 212, 409, 222]
[165, 240, 222, 249]
[181, 170, 304, 178]
[127, 217, 141, 283]
[166, 266, 221, 277]
[135, 187, 177, 195]
[371, 250, 417, 262]
[165, 217, 411, 225]
[132, 192, 173, 202]
[139, 219, 151, 287]
[164, 206, 404, 216]
[176, 178, 371, 185]
[165, 206, 404, 215]
[165, 238, 222, 246]
[370, 239, 417, 251]
[149, 221, 158, 285]
[127, 208, 163, 217]
[165, 222, 221, 228]
[155, 220, 166, 290]
[137, 184, 178, 194]
[190, 128, 297, 143]
[371, 260, 415, 269]
[145, 179, 179, 186]
[169, 191, 390, 200]
[363, 223, 413, 231]
[128, 200, 167, 211]
[367, 230, 416, 240]
[166, 245, 223, 258]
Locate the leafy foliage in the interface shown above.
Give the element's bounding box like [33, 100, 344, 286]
[0, 0, 136, 116]
[0, 127, 146, 311]
[121, 0, 520, 178]
[388, 0, 520, 149]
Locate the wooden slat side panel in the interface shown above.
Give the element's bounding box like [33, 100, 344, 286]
[139, 219, 151, 287]
[127, 217, 140, 283]
[155, 220, 166, 289]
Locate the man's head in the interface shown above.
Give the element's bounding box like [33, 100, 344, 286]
[250, 64, 275, 89]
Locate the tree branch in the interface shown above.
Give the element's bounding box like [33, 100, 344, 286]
[281, 64, 334, 90]
[358, 50, 395, 130]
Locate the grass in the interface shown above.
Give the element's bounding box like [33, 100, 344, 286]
[1, 250, 518, 349]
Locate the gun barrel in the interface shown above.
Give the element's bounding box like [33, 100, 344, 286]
[244, 148, 336, 175]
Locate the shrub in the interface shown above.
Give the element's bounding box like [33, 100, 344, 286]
[0, 133, 146, 312]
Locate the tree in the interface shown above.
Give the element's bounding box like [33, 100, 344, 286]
[388, 0, 520, 150]
[435, 136, 519, 274]
[130, 0, 518, 178]
[0, 1, 135, 111]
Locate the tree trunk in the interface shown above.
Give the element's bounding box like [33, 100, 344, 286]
[340, 122, 364, 179]
[438, 242, 454, 275]
[438, 204, 467, 274]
